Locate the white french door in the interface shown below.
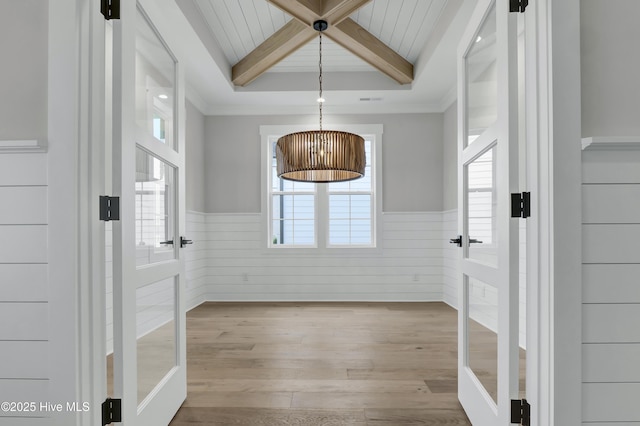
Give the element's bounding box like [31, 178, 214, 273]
[456, 0, 520, 424]
[111, 1, 187, 424]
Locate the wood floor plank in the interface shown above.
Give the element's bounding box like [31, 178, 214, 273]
[365, 408, 471, 425]
[291, 392, 462, 410]
[167, 302, 484, 425]
[170, 407, 367, 425]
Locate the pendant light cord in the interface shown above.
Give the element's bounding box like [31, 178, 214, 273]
[318, 31, 323, 132]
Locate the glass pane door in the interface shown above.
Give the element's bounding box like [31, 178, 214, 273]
[456, 0, 520, 424]
[111, 2, 187, 425]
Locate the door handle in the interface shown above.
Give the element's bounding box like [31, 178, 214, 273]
[450, 235, 462, 247]
[469, 238, 483, 244]
[180, 236, 193, 248]
[159, 239, 173, 245]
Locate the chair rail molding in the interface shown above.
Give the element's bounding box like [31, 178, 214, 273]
[0, 139, 48, 153]
[582, 136, 640, 151]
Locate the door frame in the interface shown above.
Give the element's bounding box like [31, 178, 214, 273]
[522, 0, 583, 424]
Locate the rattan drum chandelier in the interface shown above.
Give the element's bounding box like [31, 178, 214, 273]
[276, 20, 366, 183]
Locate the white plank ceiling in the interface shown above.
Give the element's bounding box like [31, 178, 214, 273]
[168, 0, 476, 114]
[193, 0, 448, 73]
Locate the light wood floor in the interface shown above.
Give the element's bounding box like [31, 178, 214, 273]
[168, 302, 474, 425]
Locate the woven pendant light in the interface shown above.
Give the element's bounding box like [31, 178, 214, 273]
[276, 20, 365, 183]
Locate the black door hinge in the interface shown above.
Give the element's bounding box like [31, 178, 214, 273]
[99, 196, 120, 221]
[102, 398, 122, 425]
[511, 398, 530, 425]
[511, 192, 531, 218]
[101, 0, 120, 20]
[510, 0, 528, 13]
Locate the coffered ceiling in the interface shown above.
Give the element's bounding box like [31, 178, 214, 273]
[161, 0, 475, 115]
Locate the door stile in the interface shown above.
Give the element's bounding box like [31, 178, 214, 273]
[111, 0, 138, 421]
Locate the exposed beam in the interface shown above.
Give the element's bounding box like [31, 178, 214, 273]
[267, 0, 322, 25]
[269, 0, 371, 26]
[321, 0, 372, 24]
[327, 18, 414, 84]
[234, 0, 411, 86]
[232, 20, 316, 86]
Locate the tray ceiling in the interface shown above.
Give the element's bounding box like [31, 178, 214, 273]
[169, 0, 476, 114]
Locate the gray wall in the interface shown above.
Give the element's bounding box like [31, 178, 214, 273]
[0, 1, 48, 140]
[185, 100, 206, 212]
[442, 101, 458, 211]
[204, 113, 444, 213]
[581, 0, 640, 137]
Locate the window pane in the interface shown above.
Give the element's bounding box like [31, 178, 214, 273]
[329, 220, 349, 245]
[350, 195, 371, 219]
[293, 220, 314, 245]
[329, 194, 350, 218]
[135, 8, 176, 150]
[351, 220, 372, 244]
[328, 194, 372, 245]
[271, 194, 315, 245]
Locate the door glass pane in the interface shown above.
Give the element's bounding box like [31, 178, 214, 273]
[466, 146, 497, 266]
[465, 275, 498, 404]
[135, 147, 176, 266]
[136, 8, 176, 150]
[465, 3, 497, 147]
[137, 276, 177, 405]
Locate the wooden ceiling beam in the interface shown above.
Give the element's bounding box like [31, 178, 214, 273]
[267, 0, 322, 25]
[321, 0, 372, 24]
[326, 18, 414, 84]
[233, 0, 412, 86]
[269, 0, 371, 26]
[232, 20, 317, 86]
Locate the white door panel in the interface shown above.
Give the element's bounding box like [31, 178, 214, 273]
[112, 2, 187, 424]
[456, 0, 520, 424]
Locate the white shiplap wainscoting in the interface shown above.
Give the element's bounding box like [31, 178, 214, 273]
[183, 212, 210, 310]
[105, 211, 209, 354]
[441, 209, 528, 349]
[0, 146, 49, 423]
[582, 137, 640, 424]
[203, 212, 444, 301]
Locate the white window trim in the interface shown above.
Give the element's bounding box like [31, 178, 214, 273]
[260, 123, 383, 256]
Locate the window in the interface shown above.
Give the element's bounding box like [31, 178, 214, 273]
[262, 124, 382, 249]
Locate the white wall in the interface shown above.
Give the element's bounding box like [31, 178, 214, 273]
[0, 3, 49, 424]
[579, 2, 640, 423]
[200, 212, 444, 301]
[186, 100, 206, 213]
[581, 0, 640, 137]
[442, 101, 458, 211]
[0, 153, 49, 423]
[199, 113, 446, 301]
[581, 142, 640, 424]
[0, 1, 48, 141]
[205, 113, 444, 213]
